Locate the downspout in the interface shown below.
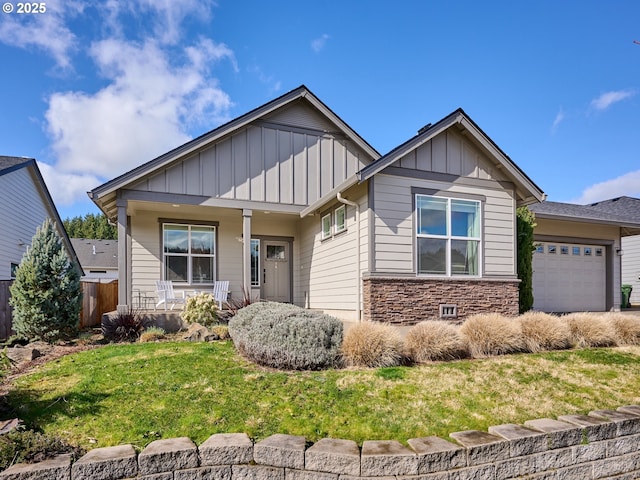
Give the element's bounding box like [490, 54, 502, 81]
[337, 192, 361, 321]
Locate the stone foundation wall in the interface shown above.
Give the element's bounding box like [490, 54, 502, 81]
[362, 277, 520, 325]
[3, 405, 640, 480]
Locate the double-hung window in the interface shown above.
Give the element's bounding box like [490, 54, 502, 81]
[163, 224, 216, 284]
[416, 195, 481, 276]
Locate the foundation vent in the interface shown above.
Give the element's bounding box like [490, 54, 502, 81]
[439, 304, 458, 319]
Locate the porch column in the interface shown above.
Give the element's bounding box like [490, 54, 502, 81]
[242, 209, 252, 294]
[116, 199, 129, 310]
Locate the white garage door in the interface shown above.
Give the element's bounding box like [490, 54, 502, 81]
[533, 242, 606, 312]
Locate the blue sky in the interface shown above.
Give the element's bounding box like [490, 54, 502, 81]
[1, 1, 639, 219]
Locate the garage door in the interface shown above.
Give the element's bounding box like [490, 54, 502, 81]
[532, 242, 606, 312]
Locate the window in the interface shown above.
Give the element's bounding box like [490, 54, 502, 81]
[335, 205, 346, 234]
[535, 245, 544, 253]
[416, 195, 481, 276]
[10, 263, 19, 279]
[584, 247, 592, 256]
[321, 213, 331, 239]
[572, 246, 581, 256]
[250, 239, 260, 287]
[595, 248, 603, 257]
[561, 246, 569, 255]
[163, 224, 215, 284]
[548, 245, 557, 254]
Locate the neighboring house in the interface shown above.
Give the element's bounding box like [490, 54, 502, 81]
[0, 156, 81, 280]
[586, 196, 640, 307]
[89, 85, 546, 324]
[70, 238, 118, 280]
[529, 200, 640, 312]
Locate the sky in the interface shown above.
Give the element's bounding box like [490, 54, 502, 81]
[1, 0, 639, 220]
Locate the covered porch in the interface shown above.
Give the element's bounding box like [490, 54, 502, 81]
[113, 198, 304, 311]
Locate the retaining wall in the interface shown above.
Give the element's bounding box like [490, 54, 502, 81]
[2, 405, 639, 480]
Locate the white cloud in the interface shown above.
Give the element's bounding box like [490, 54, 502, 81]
[0, 0, 83, 70]
[551, 108, 564, 133]
[590, 90, 635, 111]
[38, 162, 101, 206]
[311, 34, 331, 53]
[45, 37, 234, 179]
[572, 170, 640, 205]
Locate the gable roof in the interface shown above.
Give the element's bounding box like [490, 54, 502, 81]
[0, 156, 83, 274]
[357, 108, 545, 206]
[70, 238, 118, 270]
[89, 85, 380, 216]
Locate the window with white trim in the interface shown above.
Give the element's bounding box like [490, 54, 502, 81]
[335, 205, 346, 234]
[416, 195, 481, 276]
[250, 239, 260, 287]
[163, 224, 215, 284]
[321, 213, 332, 240]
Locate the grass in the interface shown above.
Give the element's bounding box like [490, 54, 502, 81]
[3, 341, 640, 451]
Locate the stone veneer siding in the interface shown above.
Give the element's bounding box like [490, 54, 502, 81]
[362, 277, 520, 325]
[3, 405, 640, 480]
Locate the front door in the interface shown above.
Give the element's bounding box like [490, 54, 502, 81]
[263, 240, 291, 303]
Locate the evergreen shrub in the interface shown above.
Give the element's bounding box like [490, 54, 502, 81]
[460, 313, 527, 358]
[9, 219, 81, 342]
[228, 302, 343, 370]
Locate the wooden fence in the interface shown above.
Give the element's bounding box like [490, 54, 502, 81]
[0, 280, 118, 338]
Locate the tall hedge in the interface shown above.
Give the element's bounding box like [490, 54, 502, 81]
[9, 219, 82, 342]
[516, 206, 536, 313]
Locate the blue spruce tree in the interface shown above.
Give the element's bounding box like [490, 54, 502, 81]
[9, 219, 81, 342]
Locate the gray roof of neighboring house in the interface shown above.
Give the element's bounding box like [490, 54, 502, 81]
[529, 198, 640, 232]
[587, 196, 640, 222]
[70, 238, 118, 271]
[0, 156, 33, 175]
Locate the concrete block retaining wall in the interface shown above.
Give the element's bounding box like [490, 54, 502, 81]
[2, 405, 639, 479]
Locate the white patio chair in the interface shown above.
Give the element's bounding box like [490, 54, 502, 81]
[212, 280, 230, 309]
[155, 280, 187, 310]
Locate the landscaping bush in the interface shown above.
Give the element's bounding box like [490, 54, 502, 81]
[9, 219, 81, 343]
[460, 313, 527, 358]
[139, 326, 166, 343]
[341, 322, 404, 368]
[0, 428, 84, 470]
[181, 293, 218, 327]
[102, 308, 149, 342]
[405, 321, 468, 362]
[228, 302, 343, 370]
[518, 311, 572, 352]
[606, 313, 640, 345]
[563, 313, 617, 348]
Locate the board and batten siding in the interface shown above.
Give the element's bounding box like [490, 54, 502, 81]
[0, 168, 51, 279]
[129, 102, 371, 208]
[371, 128, 517, 277]
[621, 235, 640, 305]
[295, 183, 368, 317]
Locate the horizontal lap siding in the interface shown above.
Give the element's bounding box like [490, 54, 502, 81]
[0, 169, 51, 279]
[621, 236, 640, 304]
[373, 173, 516, 276]
[296, 184, 368, 312]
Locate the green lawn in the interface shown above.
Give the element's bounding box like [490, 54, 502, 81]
[5, 341, 640, 451]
